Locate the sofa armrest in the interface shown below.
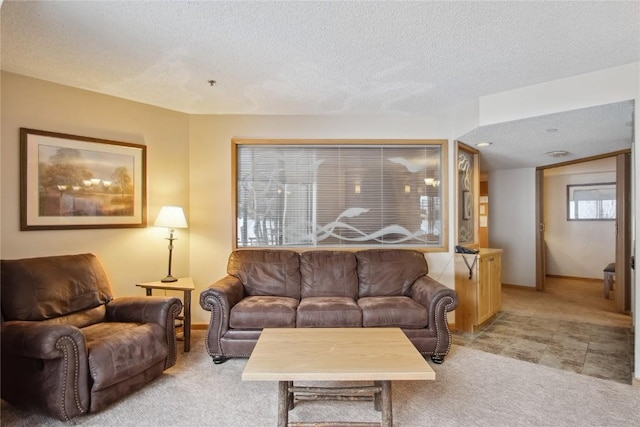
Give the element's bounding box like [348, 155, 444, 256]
[1, 321, 90, 420]
[106, 296, 183, 369]
[411, 275, 459, 355]
[200, 275, 245, 313]
[411, 275, 459, 313]
[199, 275, 245, 357]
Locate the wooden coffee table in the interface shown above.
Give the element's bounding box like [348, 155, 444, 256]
[242, 328, 435, 427]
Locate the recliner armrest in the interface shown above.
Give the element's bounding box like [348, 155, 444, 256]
[106, 296, 182, 325]
[1, 321, 86, 359]
[1, 320, 91, 420]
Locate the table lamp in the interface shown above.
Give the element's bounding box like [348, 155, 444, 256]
[154, 206, 188, 282]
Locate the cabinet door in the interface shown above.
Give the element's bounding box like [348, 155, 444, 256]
[477, 256, 492, 324]
[490, 254, 502, 313]
[455, 255, 478, 332]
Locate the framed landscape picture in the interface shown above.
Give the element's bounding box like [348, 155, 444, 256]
[20, 128, 147, 230]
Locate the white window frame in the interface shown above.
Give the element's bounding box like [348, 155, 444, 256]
[567, 182, 616, 221]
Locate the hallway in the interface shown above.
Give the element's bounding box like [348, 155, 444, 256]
[453, 277, 634, 384]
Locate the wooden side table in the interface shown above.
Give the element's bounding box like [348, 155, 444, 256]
[136, 277, 195, 352]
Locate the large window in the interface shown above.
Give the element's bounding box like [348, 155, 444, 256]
[234, 139, 447, 249]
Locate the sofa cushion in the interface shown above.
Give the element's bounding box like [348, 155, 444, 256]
[227, 250, 301, 299]
[356, 250, 428, 297]
[297, 297, 362, 327]
[83, 322, 168, 391]
[230, 296, 298, 329]
[358, 296, 428, 328]
[300, 251, 358, 299]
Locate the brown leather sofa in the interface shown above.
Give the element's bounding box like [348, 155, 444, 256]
[0, 253, 183, 421]
[200, 249, 459, 364]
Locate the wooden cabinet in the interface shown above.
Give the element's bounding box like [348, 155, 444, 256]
[455, 248, 503, 332]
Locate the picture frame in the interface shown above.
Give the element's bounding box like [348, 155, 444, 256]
[20, 128, 147, 230]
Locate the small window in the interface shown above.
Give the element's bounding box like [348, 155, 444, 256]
[233, 139, 447, 250]
[567, 182, 616, 221]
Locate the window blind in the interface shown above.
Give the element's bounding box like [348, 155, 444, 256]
[235, 142, 444, 248]
[568, 183, 616, 220]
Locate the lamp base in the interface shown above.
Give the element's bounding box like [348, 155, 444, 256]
[161, 275, 178, 283]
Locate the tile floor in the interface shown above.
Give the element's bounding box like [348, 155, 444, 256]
[453, 311, 635, 384]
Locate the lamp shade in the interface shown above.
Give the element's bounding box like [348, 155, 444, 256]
[154, 206, 188, 229]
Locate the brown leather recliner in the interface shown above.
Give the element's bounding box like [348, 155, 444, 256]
[0, 253, 183, 421]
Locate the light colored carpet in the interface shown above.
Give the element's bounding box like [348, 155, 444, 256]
[2, 330, 639, 426]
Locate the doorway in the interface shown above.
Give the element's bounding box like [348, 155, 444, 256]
[535, 151, 632, 314]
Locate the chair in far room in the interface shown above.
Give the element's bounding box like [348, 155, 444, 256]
[0, 253, 183, 421]
[603, 262, 615, 299]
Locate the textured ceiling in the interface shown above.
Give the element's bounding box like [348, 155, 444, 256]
[1, 1, 638, 170]
[460, 101, 635, 171]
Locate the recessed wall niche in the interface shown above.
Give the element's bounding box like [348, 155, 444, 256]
[457, 142, 479, 245]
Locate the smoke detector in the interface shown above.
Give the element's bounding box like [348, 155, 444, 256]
[546, 150, 569, 158]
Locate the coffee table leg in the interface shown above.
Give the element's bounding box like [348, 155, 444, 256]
[278, 381, 289, 427]
[374, 381, 381, 411]
[288, 381, 295, 409]
[380, 380, 392, 427]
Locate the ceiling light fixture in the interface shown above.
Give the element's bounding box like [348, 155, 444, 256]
[546, 150, 569, 158]
[424, 177, 440, 187]
[476, 142, 493, 147]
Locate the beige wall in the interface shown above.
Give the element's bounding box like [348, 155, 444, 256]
[1, 74, 459, 325]
[1, 72, 191, 298]
[188, 114, 458, 324]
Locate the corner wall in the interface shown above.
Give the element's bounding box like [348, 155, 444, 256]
[0, 72, 191, 297]
[489, 167, 537, 286]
